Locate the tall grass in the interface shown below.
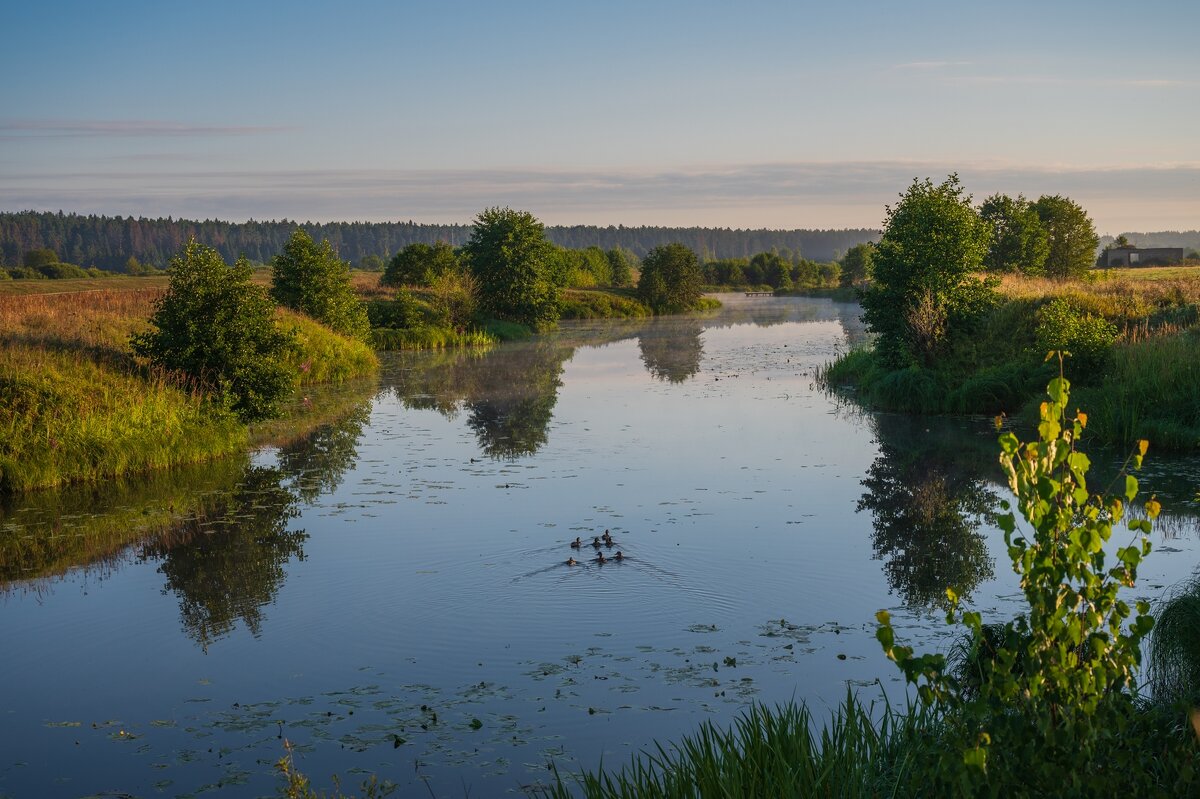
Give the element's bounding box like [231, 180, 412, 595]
[0, 345, 246, 493]
[280, 308, 379, 382]
[1072, 330, 1200, 450]
[1149, 575, 1200, 708]
[542, 694, 937, 799]
[371, 325, 496, 350]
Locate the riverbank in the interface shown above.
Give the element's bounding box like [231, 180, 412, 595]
[0, 287, 377, 494]
[823, 268, 1200, 450]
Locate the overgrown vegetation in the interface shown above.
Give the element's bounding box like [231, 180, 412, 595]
[271, 230, 371, 342]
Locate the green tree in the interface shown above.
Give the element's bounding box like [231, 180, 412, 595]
[23, 248, 57, 269]
[357, 254, 385, 272]
[132, 239, 296, 422]
[750, 251, 792, 289]
[637, 243, 702, 313]
[979, 194, 1050, 275]
[1032, 195, 1099, 280]
[838, 243, 874, 287]
[860, 175, 992, 368]
[382, 240, 460, 287]
[605, 247, 636, 287]
[270, 230, 370, 341]
[463, 207, 560, 330]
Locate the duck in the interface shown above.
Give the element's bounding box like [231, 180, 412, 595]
[570, 537, 582, 549]
[595, 551, 607, 564]
[613, 551, 625, 561]
[591, 536, 603, 548]
[602, 529, 614, 545]
[565, 557, 578, 566]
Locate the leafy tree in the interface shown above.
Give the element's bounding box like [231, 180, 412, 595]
[270, 230, 370, 341]
[357, 254, 385, 272]
[750, 251, 792, 289]
[1032, 195, 1099, 280]
[605, 247, 637, 287]
[382, 240, 460, 287]
[132, 239, 296, 422]
[838, 243, 874, 287]
[860, 175, 992, 368]
[427, 270, 479, 328]
[463, 207, 560, 330]
[23, 248, 57, 269]
[979, 194, 1049, 275]
[638, 243, 702, 313]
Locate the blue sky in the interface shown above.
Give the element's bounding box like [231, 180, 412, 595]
[3, 0, 1197, 231]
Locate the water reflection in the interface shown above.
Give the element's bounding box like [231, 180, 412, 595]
[140, 466, 303, 650]
[639, 321, 704, 383]
[857, 413, 999, 610]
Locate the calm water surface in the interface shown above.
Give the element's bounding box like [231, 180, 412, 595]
[2, 295, 1198, 797]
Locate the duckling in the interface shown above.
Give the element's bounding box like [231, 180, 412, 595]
[569, 537, 582, 549]
[613, 551, 625, 561]
[591, 536, 602, 548]
[595, 551, 607, 564]
[565, 557, 578, 566]
[602, 529, 614, 546]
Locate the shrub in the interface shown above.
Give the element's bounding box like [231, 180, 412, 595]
[464, 207, 560, 330]
[876, 372, 1165, 792]
[132, 239, 297, 422]
[1034, 298, 1118, 378]
[271, 230, 371, 341]
[637, 243, 702, 313]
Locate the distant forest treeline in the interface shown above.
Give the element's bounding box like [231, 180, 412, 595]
[0, 211, 881, 272]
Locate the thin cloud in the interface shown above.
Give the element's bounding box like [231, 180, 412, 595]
[893, 60, 972, 70]
[945, 75, 1196, 88]
[0, 119, 291, 138]
[2, 160, 1197, 231]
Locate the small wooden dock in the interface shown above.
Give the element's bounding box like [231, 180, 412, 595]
[744, 291, 774, 297]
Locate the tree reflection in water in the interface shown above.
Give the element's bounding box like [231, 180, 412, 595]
[392, 340, 573, 459]
[141, 406, 371, 649]
[638, 321, 704, 383]
[857, 413, 998, 610]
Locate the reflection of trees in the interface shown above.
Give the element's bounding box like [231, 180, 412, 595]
[638, 322, 704, 383]
[277, 403, 371, 503]
[857, 414, 998, 610]
[390, 341, 573, 459]
[138, 407, 370, 649]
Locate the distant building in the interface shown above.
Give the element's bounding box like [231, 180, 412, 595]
[1102, 246, 1185, 267]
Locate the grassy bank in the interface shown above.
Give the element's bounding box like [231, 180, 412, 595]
[0, 288, 377, 494]
[823, 269, 1200, 450]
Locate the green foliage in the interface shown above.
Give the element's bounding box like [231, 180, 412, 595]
[875, 373, 1166, 790]
[426, 269, 480, 328]
[835, 242, 873, 289]
[132, 239, 297, 422]
[464, 207, 560, 330]
[860, 175, 992, 368]
[6, 266, 46, 280]
[979, 193, 1049, 275]
[554, 245, 613, 288]
[35, 261, 90, 279]
[382, 240, 460, 287]
[605, 247, 637, 287]
[1033, 195, 1099, 280]
[749, 250, 792, 289]
[1034, 298, 1118, 377]
[356, 254, 385, 272]
[637, 242, 702, 313]
[23, 247, 58, 269]
[271, 230, 371, 341]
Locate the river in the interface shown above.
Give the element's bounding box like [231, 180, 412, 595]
[2, 294, 1197, 797]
